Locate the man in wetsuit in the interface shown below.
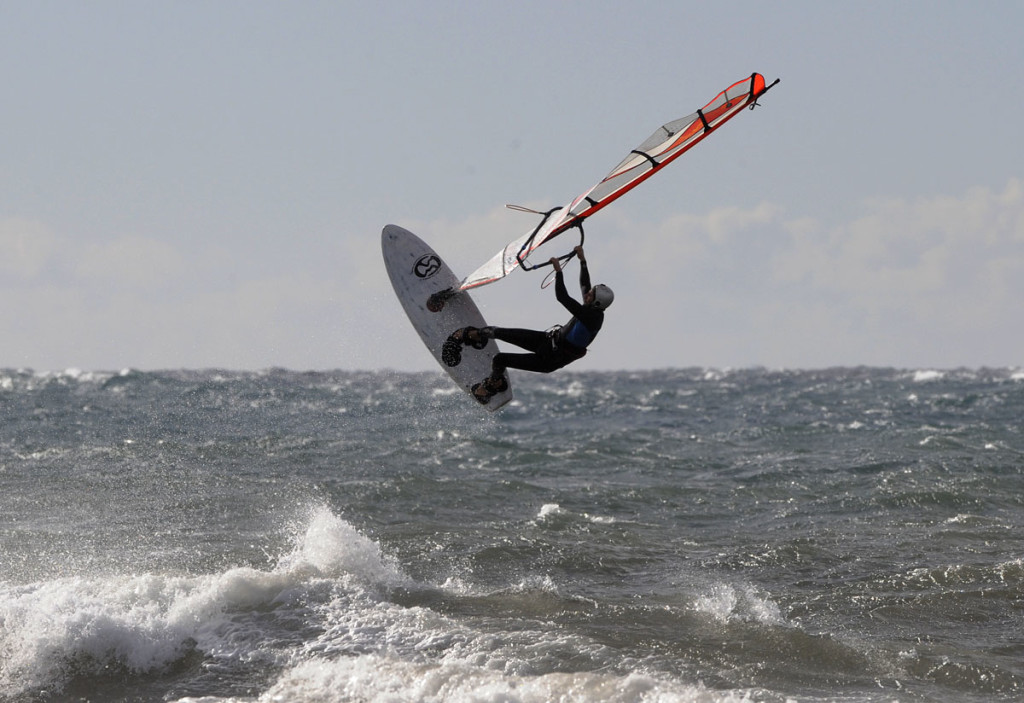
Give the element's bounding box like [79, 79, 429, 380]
[444, 245, 614, 404]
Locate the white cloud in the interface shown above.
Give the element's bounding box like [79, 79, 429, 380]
[161, 274, 350, 369]
[374, 179, 1024, 370]
[75, 236, 186, 288]
[397, 204, 531, 274]
[0, 218, 56, 278]
[786, 179, 1024, 324]
[550, 178, 1024, 368]
[3, 180, 1022, 371]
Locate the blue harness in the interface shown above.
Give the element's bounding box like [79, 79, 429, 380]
[563, 320, 596, 349]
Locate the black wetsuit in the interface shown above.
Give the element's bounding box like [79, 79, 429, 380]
[490, 261, 604, 376]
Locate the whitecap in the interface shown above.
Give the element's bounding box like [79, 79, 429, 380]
[276, 505, 408, 587]
[0, 568, 295, 698]
[258, 653, 755, 703]
[0, 506, 405, 699]
[692, 583, 784, 625]
[536, 503, 563, 520]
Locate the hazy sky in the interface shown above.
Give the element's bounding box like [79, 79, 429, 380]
[3, 1, 1022, 372]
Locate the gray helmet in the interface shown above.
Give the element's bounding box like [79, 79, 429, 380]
[590, 284, 614, 310]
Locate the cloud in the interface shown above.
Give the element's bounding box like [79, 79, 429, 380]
[396, 204, 529, 274]
[567, 178, 1024, 368]
[378, 179, 1024, 369]
[783, 178, 1024, 323]
[0, 218, 57, 279]
[3, 179, 1022, 371]
[75, 236, 187, 288]
[159, 273, 350, 369]
[0, 222, 190, 290]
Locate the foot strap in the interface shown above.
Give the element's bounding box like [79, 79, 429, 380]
[483, 375, 508, 394]
[462, 327, 489, 350]
[441, 334, 463, 367]
[471, 383, 492, 404]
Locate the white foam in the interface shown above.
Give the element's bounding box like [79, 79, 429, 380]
[258, 653, 760, 703]
[0, 567, 299, 697]
[555, 379, 586, 398]
[535, 503, 615, 526]
[275, 505, 407, 587]
[911, 370, 945, 382]
[507, 574, 560, 595]
[0, 506, 406, 699]
[692, 583, 784, 625]
[1, 504, 770, 702]
[537, 503, 563, 520]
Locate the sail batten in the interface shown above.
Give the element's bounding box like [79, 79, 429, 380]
[459, 73, 777, 291]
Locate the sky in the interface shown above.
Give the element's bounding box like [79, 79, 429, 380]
[2, 0, 1022, 372]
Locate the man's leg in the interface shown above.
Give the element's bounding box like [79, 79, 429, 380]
[492, 351, 562, 376]
[489, 327, 550, 353]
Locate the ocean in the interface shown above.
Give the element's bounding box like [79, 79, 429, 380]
[1, 367, 1022, 702]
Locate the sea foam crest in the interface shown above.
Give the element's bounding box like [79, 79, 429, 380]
[259, 653, 759, 703]
[537, 503, 563, 520]
[276, 505, 407, 587]
[0, 506, 401, 698]
[0, 569, 283, 697]
[535, 503, 615, 526]
[692, 583, 784, 625]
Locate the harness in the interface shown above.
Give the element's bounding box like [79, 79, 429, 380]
[545, 325, 588, 361]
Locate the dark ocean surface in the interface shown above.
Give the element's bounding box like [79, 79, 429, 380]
[1, 367, 1022, 702]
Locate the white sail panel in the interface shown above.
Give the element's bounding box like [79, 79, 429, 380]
[459, 73, 777, 291]
[459, 207, 569, 290]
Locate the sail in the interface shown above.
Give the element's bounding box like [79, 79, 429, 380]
[459, 72, 778, 291]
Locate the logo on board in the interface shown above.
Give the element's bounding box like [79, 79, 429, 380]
[413, 254, 442, 279]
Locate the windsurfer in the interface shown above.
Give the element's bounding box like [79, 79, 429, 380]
[445, 245, 613, 404]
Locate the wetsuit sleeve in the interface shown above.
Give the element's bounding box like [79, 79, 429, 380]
[554, 269, 585, 317]
[578, 260, 592, 296]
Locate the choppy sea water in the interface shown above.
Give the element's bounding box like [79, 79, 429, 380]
[1, 367, 1022, 702]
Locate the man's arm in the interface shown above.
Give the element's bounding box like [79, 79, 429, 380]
[550, 256, 585, 316]
[575, 246, 592, 295]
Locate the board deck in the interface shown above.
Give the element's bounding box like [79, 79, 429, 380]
[381, 225, 513, 411]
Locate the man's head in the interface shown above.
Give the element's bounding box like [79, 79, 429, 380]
[586, 284, 615, 310]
